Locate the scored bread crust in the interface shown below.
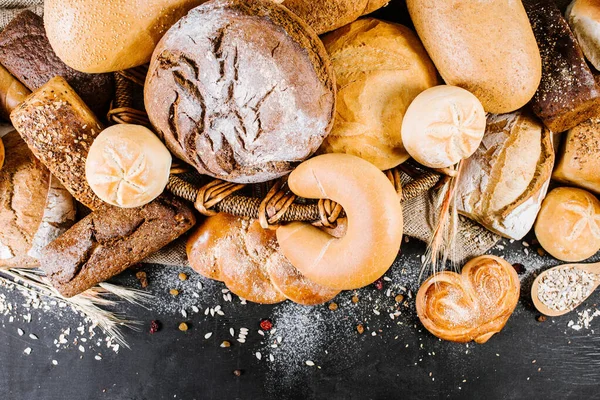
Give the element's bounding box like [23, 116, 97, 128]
[456, 112, 554, 240]
[145, 0, 336, 184]
[0, 131, 50, 268]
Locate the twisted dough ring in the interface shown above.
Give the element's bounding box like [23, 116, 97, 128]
[416, 255, 520, 343]
[276, 154, 404, 290]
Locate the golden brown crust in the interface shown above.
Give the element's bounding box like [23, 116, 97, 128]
[280, 0, 389, 35]
[0, 131, 50, 268]
[535, 187, 600, 262]
[11, 76, 105, 210]
[407, 0, 541, 114]
[0, 64, 29, 121]
[145, 0, 336, 183]
[416, 255, 520, 343]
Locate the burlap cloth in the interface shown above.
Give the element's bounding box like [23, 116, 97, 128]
[0, 1, 500, 267]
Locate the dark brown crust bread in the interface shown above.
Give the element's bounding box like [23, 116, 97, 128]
[40, 195, 196, 298]
[0, 11, 114, 115]
[0, 131, 50, 268]
[524, 0, 600, 132]
[145, 0, 336, 184]
[11, 76, 105, 210]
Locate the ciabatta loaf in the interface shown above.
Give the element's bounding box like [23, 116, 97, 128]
[456, 112, 554, 240]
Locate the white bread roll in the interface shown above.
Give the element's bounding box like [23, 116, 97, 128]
[319, 19, 439, 170]
[456, 112, 555, 240]
[44, 0, 207, 73]
[86, 124, 172, 208]
[407, 0, 541, 113]
[553, 118, 600, 194]
[567, 0, 600, 70]
[401, 85, 486, 169]
[535, 187, 600, 262]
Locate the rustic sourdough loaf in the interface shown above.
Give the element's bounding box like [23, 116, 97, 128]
[407, 0, 541, 114]
[0, 11, 114, 115]
[276, 0, 389, 34]
[0, 131, 49, 268]
[145, 0, 336, 184]
[319, 18, 439, 170]
[456, 112, 555, 240]
[11, 76, 105, 210]
[44, 0, 208, 73]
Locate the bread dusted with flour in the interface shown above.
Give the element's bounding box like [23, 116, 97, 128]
[456, 112, 554, 240]
[145, 0, 336, 183]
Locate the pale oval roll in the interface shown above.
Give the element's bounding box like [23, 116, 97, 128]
[319, 18, 439, 170]
[567, 0, 600, 70]
[86, 124, 172, 208]
[407, 0, 542, 113]
[276, 154, 403, 290]
[44, 0, 207, 73]
[401, 85, 486, 169]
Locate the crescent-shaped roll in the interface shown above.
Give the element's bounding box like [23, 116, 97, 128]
[416, 255, 520, 344]
[276, 154, 403, 290]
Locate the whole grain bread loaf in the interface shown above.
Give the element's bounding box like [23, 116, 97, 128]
[524, 0, 600, 132]
[11, 76, 105, 210]
[0, 10, 114, 115]
[40, 195, 197, 298]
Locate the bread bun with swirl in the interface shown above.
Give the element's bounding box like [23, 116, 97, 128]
[186, 213, 339, 305]
[416, 255, 520, 343]
[145, 0, 336, 184]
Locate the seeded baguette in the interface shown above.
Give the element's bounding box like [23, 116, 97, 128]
[40, 195, 196, 298]
[11, 76, 105, 210]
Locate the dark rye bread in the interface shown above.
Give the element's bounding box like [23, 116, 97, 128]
[145, 0, 336, 184]
[524, 0, 600, 132]
[11, 76, 105, 210]
[0, 11, 114, 115]
[40, 195, 196, 298]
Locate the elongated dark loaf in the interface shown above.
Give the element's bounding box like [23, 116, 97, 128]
[524, 0, 600, 132]
[0, 11, 114, 115]
[40, 195, 196, 297]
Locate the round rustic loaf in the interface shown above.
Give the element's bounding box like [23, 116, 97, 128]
[44, 0, 207, 73]
[535, 187, 600, 262]
[145, 0, 336, 183]
[86, 124, 172, 208]
[319, 19, 439, 170]
[401, 85, 486, 168]
[0, 131, 49, 268]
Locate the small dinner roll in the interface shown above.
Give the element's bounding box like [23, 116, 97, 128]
[401, 85, 486, 168]
[85, 124, 172, 208]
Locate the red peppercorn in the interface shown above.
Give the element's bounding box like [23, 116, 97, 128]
[260, 318, 273, 331]
[149, 320, 160, 334]
[373, 278, 384, 290]
[512, 263, 526, 275]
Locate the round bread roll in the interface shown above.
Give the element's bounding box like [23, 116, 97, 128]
[319, 19, 439, 170]
[401, 85, 486, 169]
[535, 187, 600, 262]
[0, 137, 4, 171]
[406, 0, 541, 113]
[186, 213, 339, 305]
[567, 0, 600, 71]
[0, 131, 50, 268]
[145, 0, 336, 184]
[276, 154, 403, 290]
[44, 0, 207, 73]
[86, 124, 172, 208]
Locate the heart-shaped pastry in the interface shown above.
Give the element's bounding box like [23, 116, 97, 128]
[416, 255, 520, 343]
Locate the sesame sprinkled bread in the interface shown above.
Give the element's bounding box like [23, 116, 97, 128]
[10, 76, 105, 210]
